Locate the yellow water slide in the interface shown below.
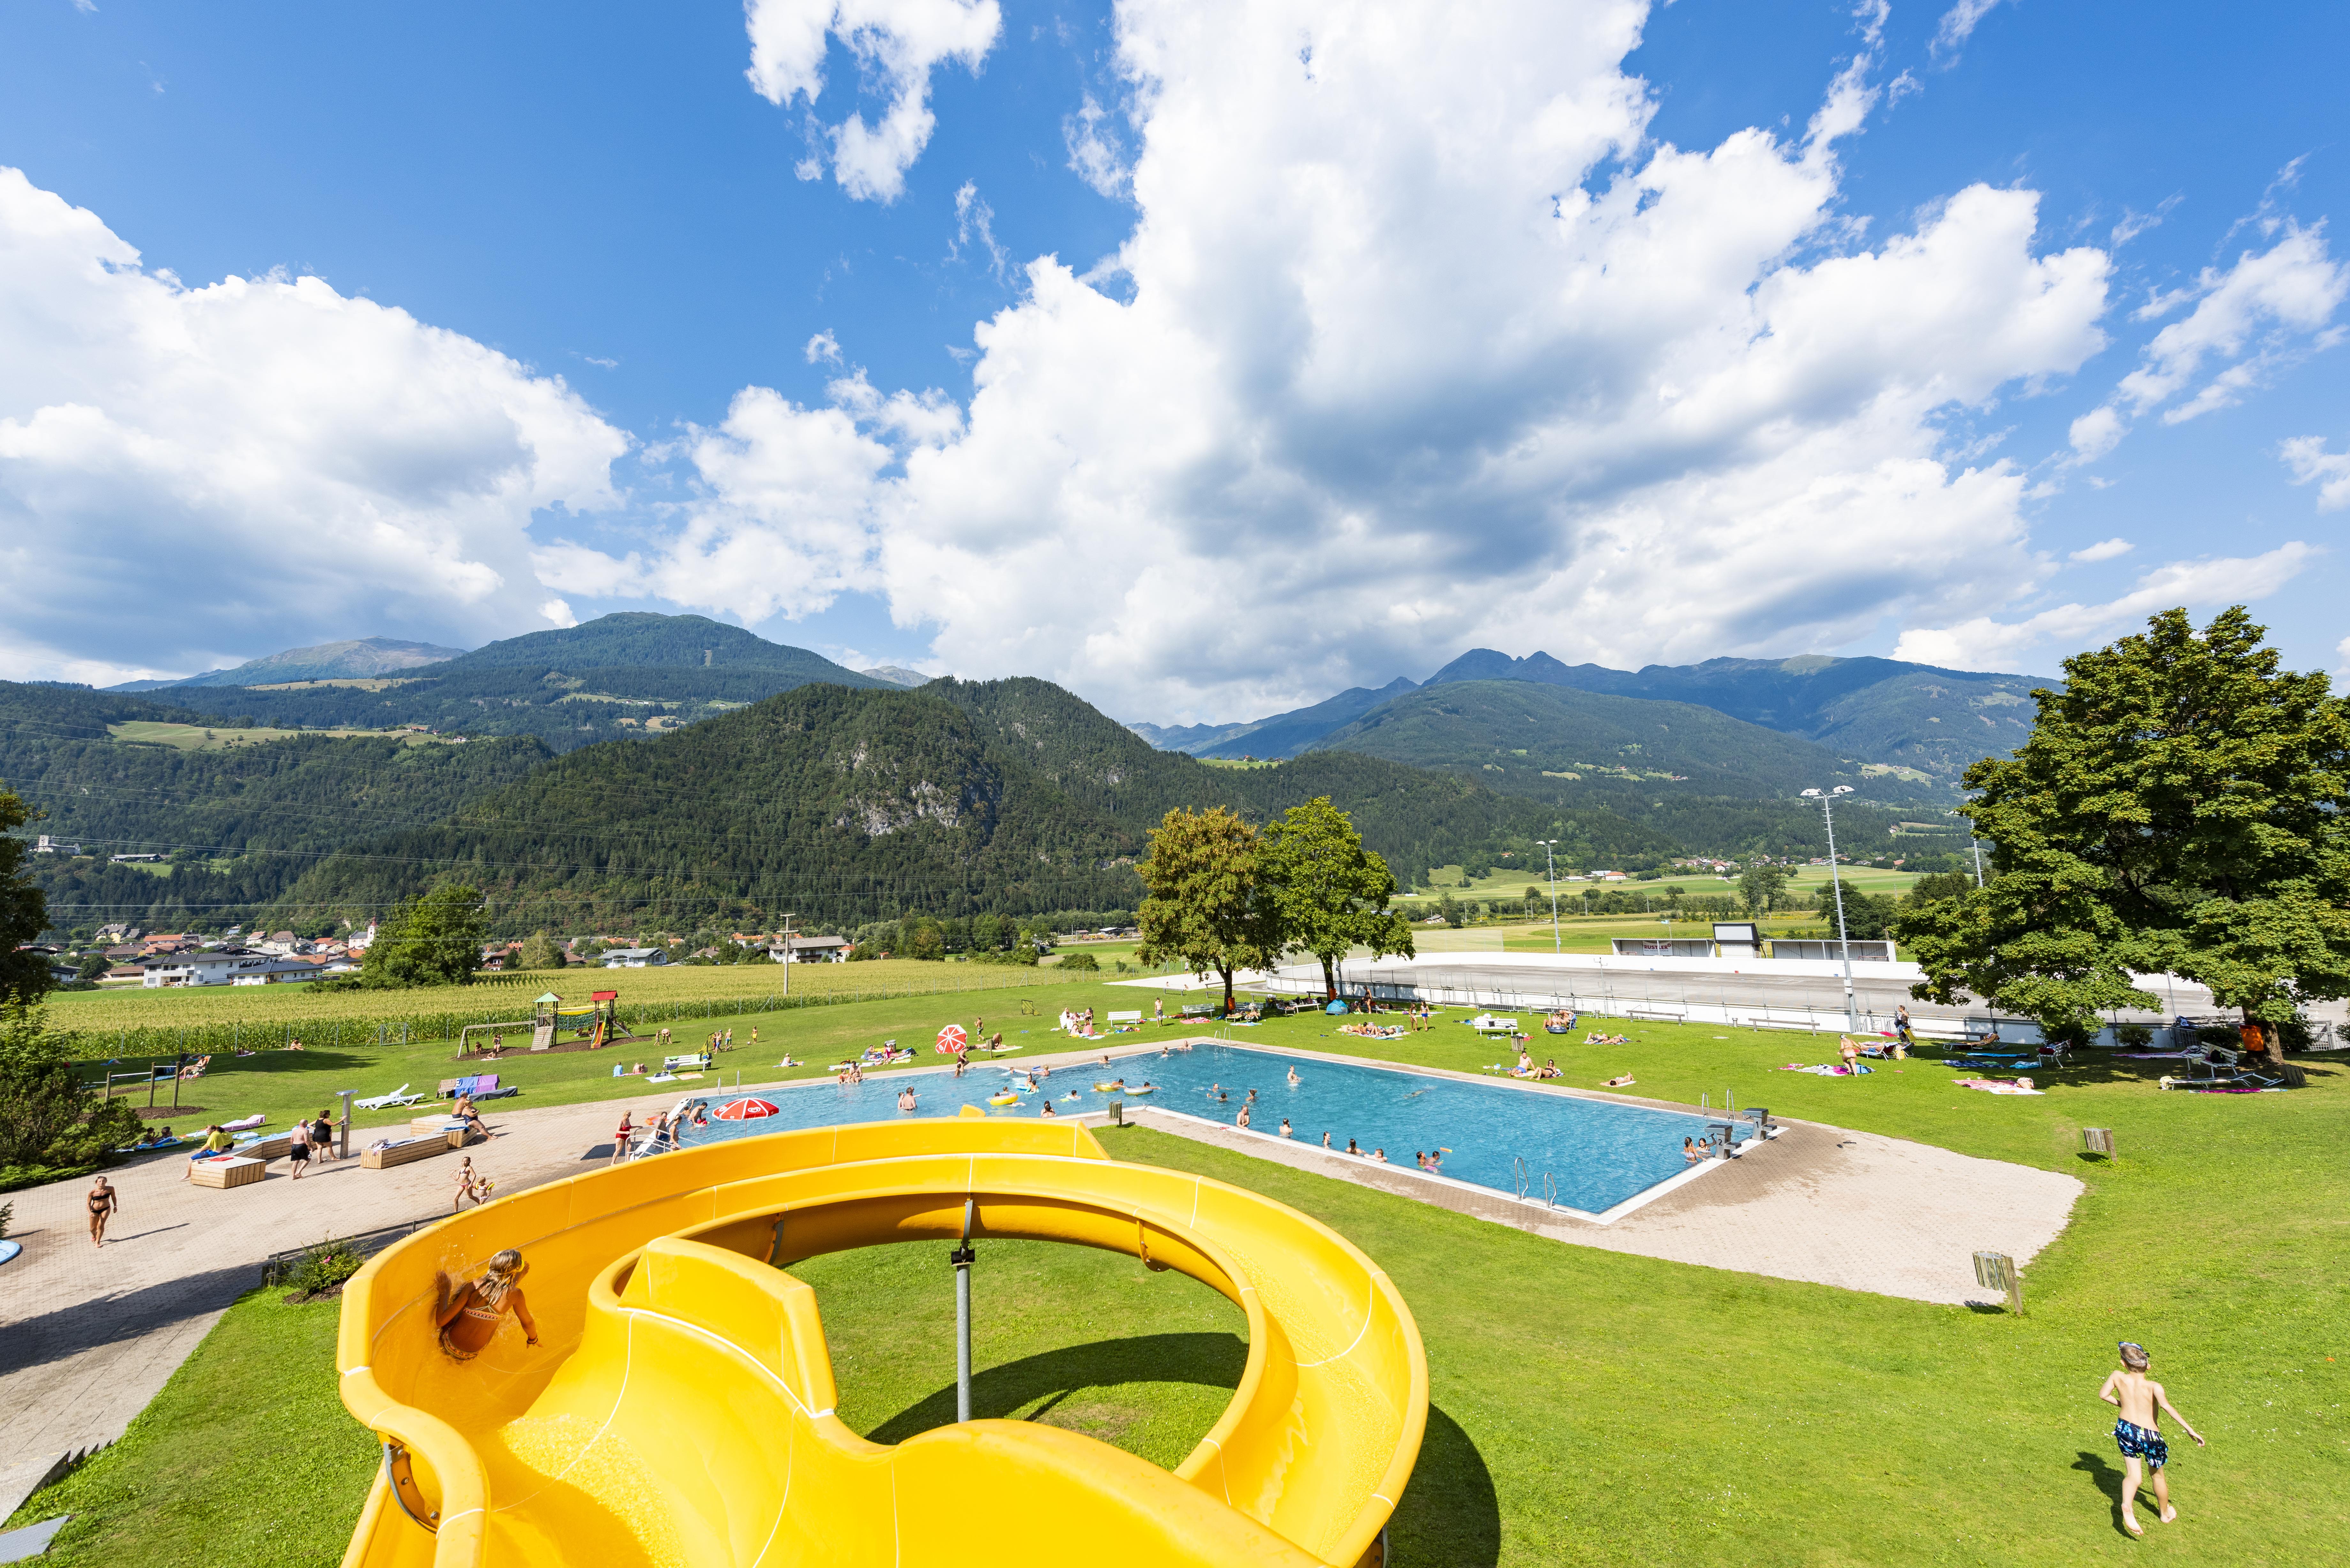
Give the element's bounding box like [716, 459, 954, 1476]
[336, 1119, 1426, 1567]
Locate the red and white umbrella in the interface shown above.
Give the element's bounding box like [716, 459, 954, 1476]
[712, 1098, 779, 1120]
[935, 1025, 969, 1055]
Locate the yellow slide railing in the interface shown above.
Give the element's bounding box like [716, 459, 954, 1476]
[337, 1119, 1426, 1566]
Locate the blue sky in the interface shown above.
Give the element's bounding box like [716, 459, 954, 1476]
[0, 0, 2342, 720]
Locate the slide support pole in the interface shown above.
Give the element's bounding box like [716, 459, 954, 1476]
[951, 1198, 976, 1422]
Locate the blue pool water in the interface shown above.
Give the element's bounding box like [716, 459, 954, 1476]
[675, 1043, 1749, 1216]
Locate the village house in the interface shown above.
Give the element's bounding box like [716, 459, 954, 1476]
[140, 949, 329, 987]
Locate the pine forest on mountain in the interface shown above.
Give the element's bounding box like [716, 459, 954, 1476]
[1, 614, 1998, 938]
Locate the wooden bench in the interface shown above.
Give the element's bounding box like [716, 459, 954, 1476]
[231, 1133, 292, 1163]
[188, 1156, 265, 1189]
[410, 1113, 471, 1136]
[362, 1136, 452, 1170]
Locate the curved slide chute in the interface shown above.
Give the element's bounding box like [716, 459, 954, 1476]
[337, 1119, 1426, 1567]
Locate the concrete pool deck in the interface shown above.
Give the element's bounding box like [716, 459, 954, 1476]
[0, 1035, 2079, 1520]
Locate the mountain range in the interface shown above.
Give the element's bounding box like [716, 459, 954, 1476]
[107, 637, 468, 692]
[1129, 647, 2055, 785]
[92, 614, 889, 754]
[5, 613, 2012, 933]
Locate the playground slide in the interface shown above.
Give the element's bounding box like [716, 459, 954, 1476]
[337, 1119, 1426, 1567]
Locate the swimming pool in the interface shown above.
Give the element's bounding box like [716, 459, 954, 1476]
[673, 1043, 1754, 1218]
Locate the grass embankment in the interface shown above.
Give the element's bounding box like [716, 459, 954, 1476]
[17, 998, 2348, 1563]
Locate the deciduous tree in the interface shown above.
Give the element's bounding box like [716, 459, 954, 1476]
[1136, 807, 1280, 1014]
[0, 787, 53, 1009]
[359, 882, 489, 989]
[1898, 607, 2350, 1059]
[1260, 796, 1416, 997]
[1738, 864, 1789, 919]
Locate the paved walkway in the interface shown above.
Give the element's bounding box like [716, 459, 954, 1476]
[0, 1092, 650, 1519]
[0, 1040, 2080, 1519]
[1123, 1105, 2081, 1304]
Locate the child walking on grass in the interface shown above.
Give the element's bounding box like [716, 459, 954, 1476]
[2099, 1341, 2204, 1536]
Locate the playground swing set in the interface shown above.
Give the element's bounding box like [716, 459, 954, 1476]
[454, 990, 639, 1059]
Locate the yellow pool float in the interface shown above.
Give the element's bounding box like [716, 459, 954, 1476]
[987, 1092, 1022, 1106]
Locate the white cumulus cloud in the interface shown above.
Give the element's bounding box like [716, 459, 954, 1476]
[0, 166, 627, 683]
[2061, 223, 2346, 468]
[1893, 543, 2315, 671]
[743, 0, 1002, 203]
[2280, 433, 2350, 511]
[2067, 537, 2133, 563]
[668, 0, 2118, 720]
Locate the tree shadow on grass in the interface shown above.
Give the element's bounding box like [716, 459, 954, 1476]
[866, 1331, 1249, 1444]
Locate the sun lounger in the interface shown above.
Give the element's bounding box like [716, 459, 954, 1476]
[354, 1084, 422, 1111]
[220, 1112, 268, 1132]
[661, 1054, 713, 1072]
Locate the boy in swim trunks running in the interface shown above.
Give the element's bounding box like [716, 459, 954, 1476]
[2098, 1341, 2204, 1536]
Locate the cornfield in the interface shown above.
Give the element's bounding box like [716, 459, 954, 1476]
[47, 960, 1083, 1063]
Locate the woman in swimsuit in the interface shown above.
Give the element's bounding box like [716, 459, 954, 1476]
[87, 1176, 118, 1248]
[311, 1110, 337, 1162]
[434, 1250, 539, 1360]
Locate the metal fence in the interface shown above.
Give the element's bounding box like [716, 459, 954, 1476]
[261, 1215, 438, 1285]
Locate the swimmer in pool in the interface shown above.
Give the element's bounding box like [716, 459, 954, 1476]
[1286, 1067, 1300, 1087]
[1279, 1119, 1292, 1138]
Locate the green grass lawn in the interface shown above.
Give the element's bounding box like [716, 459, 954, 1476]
[7, 1290, 375, 1568]
[16, 1005, 2348, 1563]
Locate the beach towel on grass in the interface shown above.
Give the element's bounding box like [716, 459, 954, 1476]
[1956, 1078, 2042, 1095]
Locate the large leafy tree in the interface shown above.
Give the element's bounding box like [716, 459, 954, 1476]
[1897, 607, 2350, 1059]
[1738, 864, 1789, 919]
[0, 785, 140, 1171]
[360, 882, 490, 989]
[1, 1007, 143, 1171]
[1, 785, 54, 1009]
[1136, 807, 1281, 1014]
[1260, 796, 1415, 997]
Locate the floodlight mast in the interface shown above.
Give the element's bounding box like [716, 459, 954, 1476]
[1801, 786, 1860, 1031]
[1536, 840, 1562, 954]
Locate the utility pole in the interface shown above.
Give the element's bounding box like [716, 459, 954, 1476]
[1536, 840, 1562, 954]
[1801, 786, 1859, 1031]
[778, 912, 796, 996]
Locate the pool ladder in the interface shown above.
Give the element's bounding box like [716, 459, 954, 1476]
[1512, 1157, 1557, 1210]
